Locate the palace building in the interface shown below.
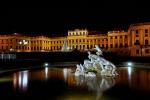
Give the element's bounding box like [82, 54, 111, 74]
[0, 22, 150, 56]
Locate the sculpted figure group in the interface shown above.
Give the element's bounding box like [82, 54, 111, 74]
[75, 45, 118, 77]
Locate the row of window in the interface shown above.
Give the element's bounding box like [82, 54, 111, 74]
[0, 39, 13, 42]
[68, 32, 87, 36]
[135, 29, 149, 34]
[135, 34, 149, 37]
[136, 49, 150, 54]
[110, 35, 128, 39]
[135, 40, 149, 45]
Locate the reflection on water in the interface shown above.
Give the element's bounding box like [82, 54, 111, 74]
[13, 70, 29, 92]
[75, 76, 115, 100]
[45, 67, 48, 79]
[1, 65, 150, 99]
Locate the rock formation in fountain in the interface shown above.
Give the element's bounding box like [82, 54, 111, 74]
[75, 45, 118, 77]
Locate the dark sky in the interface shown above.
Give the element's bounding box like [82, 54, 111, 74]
[1, 6, 150, 36]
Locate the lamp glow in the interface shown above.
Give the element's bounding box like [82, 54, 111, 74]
[127, 62, 132, 66]
[44, 63, 49, 67]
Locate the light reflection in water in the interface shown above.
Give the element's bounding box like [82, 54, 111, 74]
[63, 68, 68, 81]
[45, 67, 48, 79]
[13, 70, 29, 92]
[127, 67, 132, 80]
[75, 76, 116, 100]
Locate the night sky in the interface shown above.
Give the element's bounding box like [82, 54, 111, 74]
[1, 6, 150, 36]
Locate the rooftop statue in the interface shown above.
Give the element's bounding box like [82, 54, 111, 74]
[75, 45, 118, 77]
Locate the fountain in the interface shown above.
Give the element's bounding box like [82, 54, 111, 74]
[61, 37, 72, 52]
[75, 45, 118, 77]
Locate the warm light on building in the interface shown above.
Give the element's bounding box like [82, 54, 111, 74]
[0, 22, 150, 56]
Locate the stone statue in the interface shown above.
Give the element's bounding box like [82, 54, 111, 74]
[75, 45, 118, 77]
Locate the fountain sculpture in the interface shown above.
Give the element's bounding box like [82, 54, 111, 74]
[75, 45, 118, 77]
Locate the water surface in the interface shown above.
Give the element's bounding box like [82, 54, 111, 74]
[0, 65, 150, 100]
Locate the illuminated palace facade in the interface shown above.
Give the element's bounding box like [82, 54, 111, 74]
[0, 22, 150, 56]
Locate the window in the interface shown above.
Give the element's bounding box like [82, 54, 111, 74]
[125, 35, 127, 38]
[106, 44, 108, 48]
[110, 37, 113, 39]
[125, 43, 128, 47]
[136, 50, 139, 54]
[145, 40, 148, 45]
[110, 44, 113, 48]
[136, 30, 138, 34]
[120, 36, 122, 38]
[115, 36, 117, 39]
[135, 40, 140, 45]
[145, 49, 149, 53]
[145, 29, 148, 33]
[115, 44, 118, 48]
[145, 34, 148, 37]
[120, 43, 123, 47]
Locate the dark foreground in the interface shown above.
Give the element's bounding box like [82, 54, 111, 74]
[0, 63, 150, 100]
[1, 52, 150, 68]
